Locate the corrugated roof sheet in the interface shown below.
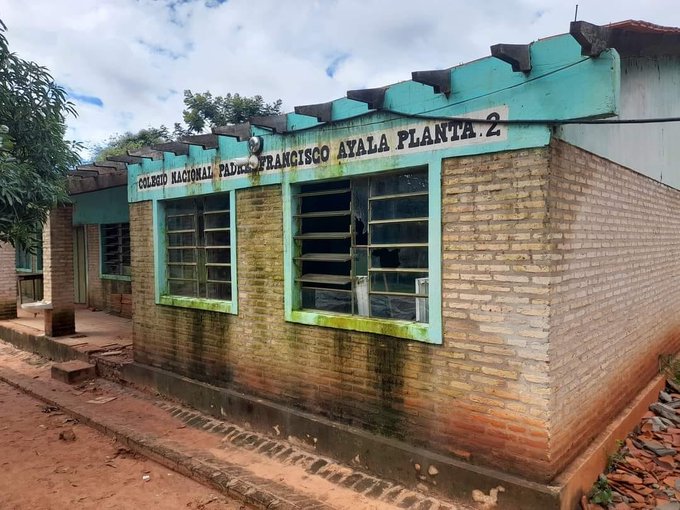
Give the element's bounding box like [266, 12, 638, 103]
[607, 19, 680, 34]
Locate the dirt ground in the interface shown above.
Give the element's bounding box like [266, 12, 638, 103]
[0, 380, 248, 510]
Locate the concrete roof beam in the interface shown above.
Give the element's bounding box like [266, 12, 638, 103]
[490, 44, 532, 73]
[411, 69, 452, 96]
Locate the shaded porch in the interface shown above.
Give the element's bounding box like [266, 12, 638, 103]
[0, 304, 131, 361]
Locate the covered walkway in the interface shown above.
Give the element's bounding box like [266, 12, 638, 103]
[0, 304, 131, 361]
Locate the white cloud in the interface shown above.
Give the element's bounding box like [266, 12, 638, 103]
[1, 0, 679, 158]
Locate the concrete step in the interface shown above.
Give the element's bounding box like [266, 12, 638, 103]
[51, 360, 96, 384]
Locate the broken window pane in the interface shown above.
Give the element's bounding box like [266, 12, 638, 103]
[370, 221, 428, 245]
[295, 168, 429, 323]
[302, 288, 352, 314]
[370, 295, 417, 321]
[371, 195, 428, 221]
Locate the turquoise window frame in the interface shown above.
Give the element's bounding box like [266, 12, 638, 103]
[154, 190, 238, 315]
[15, 242, 42, 273]
[99, 223, 132, 281]
[15, 245, 33, 272]
[283, 162, 442, 344]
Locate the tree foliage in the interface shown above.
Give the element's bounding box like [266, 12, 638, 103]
[93, 126, 171, 162]
[0, 20, 81, 248]
[91, 90, 283, 161]
[182, 90, 283, 133]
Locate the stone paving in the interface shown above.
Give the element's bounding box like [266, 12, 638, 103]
[157, 400, 461, 510]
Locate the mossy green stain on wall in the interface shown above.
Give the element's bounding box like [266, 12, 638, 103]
[290, 310, 430, 342]
[159, 295, 235, 313]
[189, 310, 205, 377]
[127, 33, 621, 345]
[368, 337, 406, 440]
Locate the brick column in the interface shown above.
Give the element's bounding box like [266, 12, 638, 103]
[43, 206, 75, 336]
[0, 242, 17, 319]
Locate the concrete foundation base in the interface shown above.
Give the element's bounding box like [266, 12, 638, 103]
[51, 360, 96, 385]
[0, 300, 17, 320]
[44, 309, 75, 337]
[121, 361, 562, 509]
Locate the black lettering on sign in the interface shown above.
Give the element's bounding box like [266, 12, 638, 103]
[377, 134, 389, 152]
[461, 122, 476, 140]
[137, 110, 506, 194]
[449, 121, 463, 141]
[366, 136, 378, 154]
[486, 112, 501, 137]
[396, 130, 410, 150]
[356, 138, 367, 157]
[337, 142, 347, 160]
[434, 122, 448, 144]
[421, 126, 433, 146]
[345, 139, 357, 158]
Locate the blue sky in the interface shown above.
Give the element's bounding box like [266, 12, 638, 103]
[1, 0, 679, 158]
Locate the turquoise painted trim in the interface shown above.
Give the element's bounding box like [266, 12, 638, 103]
[158, 295, 234, 314]
[128, 114, 549, 203]
[282, 159, 443, 344]
[127, 34, 619, 205]
[329, 97, 371, 121]
[251, 126, 270, 137]
[72, 186, 129, 225]
[228, 189, 238, 316]
[100, 274, 131, 282]
[282, 182, 297, 315]
[287, 112, 321, 131]
[15, 245, 32, 271]
[153, 191, 238, 315]
[122, 32, 622, 340]
[153, 200, 163, 303]
[289, 311, 430, 342]
[427, 161, 442, 344]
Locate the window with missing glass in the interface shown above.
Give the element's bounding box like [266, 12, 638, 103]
[15, 238, 43, 273]
[165, 194, 232, 301]
[101, 223, 131, 277]
[294, 168, 429, 323]
[15, 245, 33, 271]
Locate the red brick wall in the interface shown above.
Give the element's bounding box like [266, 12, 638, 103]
[86, 225, 103, 309]
[0, 242, 16, 319]
[442, 148, 554, 477]
[43, 206, 75, 336]
[130, 150, 558, 481]
[129, 142, 680, 482]
[546, 139, 680, 473]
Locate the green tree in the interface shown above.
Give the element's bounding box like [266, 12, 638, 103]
[92, 90, 283, 160]
[92, 126, 171, 162]
[182, 90, 283, 133]
[0, 20, 81, 248]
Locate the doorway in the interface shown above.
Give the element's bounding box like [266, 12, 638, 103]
[73, 226, 87, 304]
